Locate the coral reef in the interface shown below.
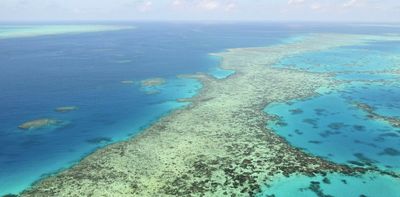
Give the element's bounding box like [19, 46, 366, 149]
[140, 78, 166, 87]
[355, 102, 400, 128]
[55, 106, 78, 113]
[21, 34, 400, 196]
[18, 119, 62, 130]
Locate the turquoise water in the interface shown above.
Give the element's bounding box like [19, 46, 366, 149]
[281, 34, 311, 44]
[208, 67, 235, 79]
[266, 85, 400, 170]
[342, 83, 400, 119]
[274, 42, 400, 73]
[263, 33, 400, 196]
[336, 73, 399, 81]
[258, 173, 400, 197]
[207, 56, 235, 79]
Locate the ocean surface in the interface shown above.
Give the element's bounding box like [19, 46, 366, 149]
[0, 23, 399, 196]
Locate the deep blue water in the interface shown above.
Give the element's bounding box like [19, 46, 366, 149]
[1, 23, 400, 196]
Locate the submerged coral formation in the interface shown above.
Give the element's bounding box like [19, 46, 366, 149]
[140, 77, 166, 87]
[120, 80, 135, 84]
[355, 102, 400, 128]
[18, 119, 62, 130]
[21, 34, 400, 196]
[55, 106, 79, 113]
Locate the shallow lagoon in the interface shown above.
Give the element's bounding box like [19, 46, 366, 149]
[266, 85, 400, 170]
[274, 41, 400, 73]
[335, 73, 399, 81]
[264, 34, 400, 196]
[342, 83, 400, 119]
[258, 173, 400, 197]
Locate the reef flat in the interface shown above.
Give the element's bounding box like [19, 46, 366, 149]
[21, 34, 400, 196]
[0, 25, 133, 40]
